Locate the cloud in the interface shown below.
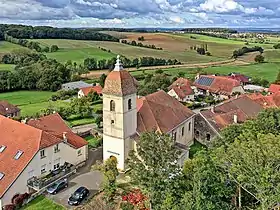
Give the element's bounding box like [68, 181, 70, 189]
[0, 0, 279, 27]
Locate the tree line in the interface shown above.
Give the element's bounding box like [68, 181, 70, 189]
[0, 50, 71, 92]
[121, 39, 163, 50]
[4, 34, 59, 53]
[232, 46, 264, 58]
[83, 56, 181, 71]
[273, 43, 280, 49]
[0, 24, 119, 42]
[181, 28, 238, 33]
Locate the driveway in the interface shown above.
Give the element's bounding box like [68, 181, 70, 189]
[48, 170, 103, 209]
[47, 148, 103, 208]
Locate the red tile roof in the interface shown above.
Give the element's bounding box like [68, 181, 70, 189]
[194, 75, 242, 96]
[136, 90, 195, 133]
[0, 101, 20, 116]
[28, 113, 88, 149]
[103, 70, 137, 96]
[248, 92, 280, 108]
[169, 78, 194, 100]
[268, 84, 280, 94]
[80, 86, 103, 96]
[201, 95, 263, 131]
[227, 74, 249, 83]
[0, 116, 59, 198]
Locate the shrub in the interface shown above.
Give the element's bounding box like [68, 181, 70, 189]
[120, 202, 134, 210]
[254, 54, 265, 63]
[3, 204, 16, 210]
[13, 193, 26, 208]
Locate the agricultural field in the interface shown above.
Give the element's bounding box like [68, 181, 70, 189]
[0, 91, 68, 116]
[0, 41, 25, 53]
[33, 38, 221, 64]
[264, 50, 280, 62]
[0, 64, 14, 71]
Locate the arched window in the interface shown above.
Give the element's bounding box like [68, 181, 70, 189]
[110, 100, 115, 111]
[128, 99, 132, 110]
[181, 127, 184, 136]
[188, 122, 191, 131]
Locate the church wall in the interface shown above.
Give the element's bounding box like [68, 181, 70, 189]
[171, 116, 194, 147]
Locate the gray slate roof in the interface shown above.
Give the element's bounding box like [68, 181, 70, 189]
[62, 81, 92, 90]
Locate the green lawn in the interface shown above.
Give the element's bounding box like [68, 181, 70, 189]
[84, 135, 102, 148]
[67, 116, 96, 127]
[264, 50, 280, 62]
[0, 91, 69, 116]
[22, 195, 65, 210]
[0, 64, 14, 71]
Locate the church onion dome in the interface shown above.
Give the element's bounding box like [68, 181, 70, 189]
[103, 55, 138, 96]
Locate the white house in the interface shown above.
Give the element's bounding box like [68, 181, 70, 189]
[0, 114, 88, 209]
[168, 78, 195, 102]
[78, 85, 103, 98]
[102, 56, 195, 171]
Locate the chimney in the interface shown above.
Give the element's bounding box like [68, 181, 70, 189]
[233, 114, 238, 124]
[63, 132, 67, 142]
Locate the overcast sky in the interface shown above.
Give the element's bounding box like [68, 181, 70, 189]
[1, 0, 280, 28]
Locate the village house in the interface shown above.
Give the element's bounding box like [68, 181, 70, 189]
[193, 74, 245, 100]
[168, 78, 195, 102]
[102, 56, 195, 170]
[78, 85, 103, 98]
[0, 101, 20, 118]
[0, 114, 88, 209]
[61, 81, 92, 91]
[248, 92, 280, 108]
[268, 84, 280, 95]
[194, 95, 263, 145]
[227, 73, 250, 85]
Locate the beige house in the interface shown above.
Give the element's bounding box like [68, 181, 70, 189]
[0, 114, 88, 209]
[168, 78, 195, 102]
[102, 56, 195, 171]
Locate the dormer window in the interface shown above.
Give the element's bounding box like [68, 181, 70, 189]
[0, 172, 4, 180]
[128, 99, 132, 110]
[14, 150, 24, 160]
[0, 145, 6, 153]
[110, 100, 115, 111]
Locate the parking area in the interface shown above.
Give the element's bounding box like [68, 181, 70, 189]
[47, 170, 103, 208]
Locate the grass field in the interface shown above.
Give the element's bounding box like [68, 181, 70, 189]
[0, 41, 25, 53]
[23, 195, 65, 210]
[85, 135, 102, 148]
[0, 91, 69, 116]
[0, 64, 14, 71]
[264, 50, 280, 62]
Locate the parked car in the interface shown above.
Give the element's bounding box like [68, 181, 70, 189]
[68, 186, 89, 206]
[47, 178, 68, 194]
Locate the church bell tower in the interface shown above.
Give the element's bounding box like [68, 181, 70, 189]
[102, 56, 137, 170]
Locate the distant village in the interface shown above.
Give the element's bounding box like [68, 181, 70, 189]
[0, 56, 280, 209]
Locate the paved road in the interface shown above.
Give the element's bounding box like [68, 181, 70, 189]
[48, 171, 103, 209]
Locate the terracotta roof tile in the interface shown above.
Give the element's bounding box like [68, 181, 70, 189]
[28, 113, 88, 149]
[80, 86, 103, 96]
[248, 92, 280, 108]
[103, 70, 137, 96]
[136, 90, 195, 133]
[227, 74, 249, 83]
[194, 75, 242, 96]
[0, 101, 20, 116]
[0, 116, 58, 198]
[201, 95, 263, 131]
[169, 78, 194, 100]
[268, 84, 280, 94]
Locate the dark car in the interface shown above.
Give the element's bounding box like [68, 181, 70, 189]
[46, 178, 68, 194]
[68, 187, 89, 206]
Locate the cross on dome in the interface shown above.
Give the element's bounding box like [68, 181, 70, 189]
[114, 55, 123, 71]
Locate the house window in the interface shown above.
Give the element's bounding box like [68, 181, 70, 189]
[0, 172, 4, 180]
[40, 150, 46, 159]
[110, 100, 115, 111]
[206, 133, 211, 141]
[14, 151, 24, 160]
[0, 145, 6, 153]
[41, 165, 46, 174]
[181, 127, 185, 136]
[54, 144, 59, 153]
[188, 122, 191, 131]
[78, 150, 82, 156]
[128, 99, 132, 110]
[54, 158, 60, 170]
[195, 130, 200, 137]
[111, 120, 115, 124]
